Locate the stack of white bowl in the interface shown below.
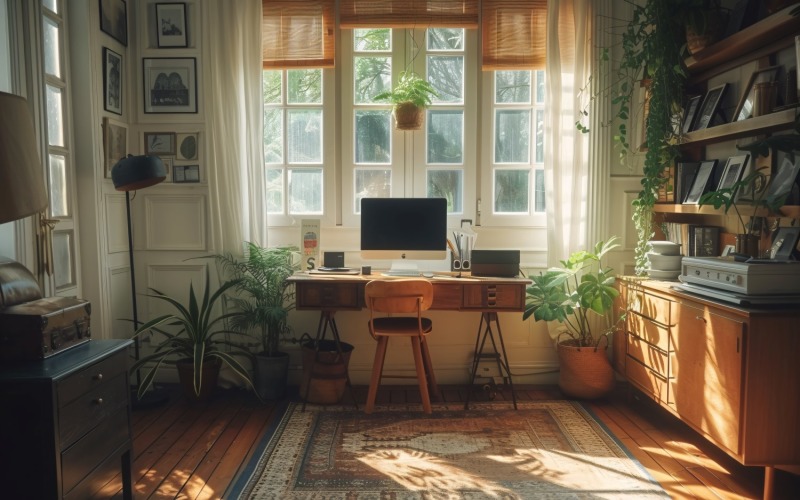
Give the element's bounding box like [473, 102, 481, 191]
[646, 240, 683, 280]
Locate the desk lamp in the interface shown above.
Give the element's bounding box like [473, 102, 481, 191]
[111, 154, 168, 408]
[0, 91, 49, 304]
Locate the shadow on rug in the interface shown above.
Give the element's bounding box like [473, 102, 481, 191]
[229, 401, 669, 499]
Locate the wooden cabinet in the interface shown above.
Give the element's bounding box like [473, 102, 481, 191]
[0, 340, 133, 499]
[616, 278, 800, 469]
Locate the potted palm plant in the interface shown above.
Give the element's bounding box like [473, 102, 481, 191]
[523, 237, 623, 399]
[131, 268, 254, 402]
[213, 243, 300, 400]
[374, 70, 439, 130]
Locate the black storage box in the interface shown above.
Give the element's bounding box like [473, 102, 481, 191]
[470, 250, 521, 277]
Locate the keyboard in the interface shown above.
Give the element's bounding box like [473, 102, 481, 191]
[382, 269, 422, 277]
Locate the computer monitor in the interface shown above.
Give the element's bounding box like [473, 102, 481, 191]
[360, 197, 447, 274]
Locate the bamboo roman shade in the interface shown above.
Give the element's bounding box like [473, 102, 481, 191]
[262, 0, 335, 68]
[481, 0, 547, 70]
[339, 0, 479, 29]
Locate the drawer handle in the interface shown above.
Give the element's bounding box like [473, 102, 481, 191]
[695, 315, 706, 323]
[93, 397, 104, 405]
[93, 373, 104, 381]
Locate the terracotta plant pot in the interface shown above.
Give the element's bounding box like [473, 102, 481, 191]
[557, 340, 615, 399]
[176, 357, 221, 402]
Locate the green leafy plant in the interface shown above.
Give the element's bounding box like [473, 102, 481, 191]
[374, 70, 439, 108]
[131, 269, 254, 400]
[213, 243, 300, 357]
[523, 237, 623, 348]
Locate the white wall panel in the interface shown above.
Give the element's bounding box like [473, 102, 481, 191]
[108, 265, 133, 340]
[144, 194, 207, 251]
[105, 194, 128, 253]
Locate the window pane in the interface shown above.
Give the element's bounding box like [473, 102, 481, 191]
[53, 230, 74, 289]
[264, 108, 283, 164]
[43, 0, 58, 14]
[495, 169, 530, 213]
[355, 111, 391, 164]
[288, 168, 322, 214]
[263, 70, 281, 104]
[354, 28, 391, 51]
[48, 154, 68, 217]
[495, 110, 530, 163]
[354, 56, 391, 103]
[536, 70, 545, 103]
[534, 169, 545, 212]
[427, 170, 463, 213]
[427, 28, 463, 51]
[427, 110, 462, 164]
[43, 17, 60, 78]
[266, 168, 283, 214]
[46, 85, 64, 147]
[287, 110, 322, 164]
[535, 109, 544, 163]
[287, 69, 322, 104]
[354, 169, 391, 213]
[495, 71, 530, 104]
[428, 55, 463, 103]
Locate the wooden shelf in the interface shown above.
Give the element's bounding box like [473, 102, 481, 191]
[654, 204, 800, 218]
[686, 5, 800, 78]
[681, 109, 797, 147]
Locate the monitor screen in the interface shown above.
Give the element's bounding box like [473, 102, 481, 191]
[360, 197, 447, 261]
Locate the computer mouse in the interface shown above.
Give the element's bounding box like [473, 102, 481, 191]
[422, 272, 434, 278]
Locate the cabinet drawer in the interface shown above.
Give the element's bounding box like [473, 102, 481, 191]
[297, 282, 362, 309]
[627, 289, 673, 326]
[626, 333, 671, 378]
[626, 355, 669, 404]
[627, 312, 672, 352]
[462, 284, 524, 310]
[57, 349, 127, 407]
[61, 406, 130, 495]
[60, 372, 129, 448]
[431, 283, 462, 309]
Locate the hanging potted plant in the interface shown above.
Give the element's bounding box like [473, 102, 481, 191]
[523, 237, 624, 399]
[374, 70, 439, 130]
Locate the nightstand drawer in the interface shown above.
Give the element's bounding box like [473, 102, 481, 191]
[59, 371, 129, 447]
[57, 348, 127, 407]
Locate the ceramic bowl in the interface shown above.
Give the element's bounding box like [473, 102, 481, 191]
[646, 252, 683, 271]
[647, 269, 681, 281]
[647, 240, 681, 256]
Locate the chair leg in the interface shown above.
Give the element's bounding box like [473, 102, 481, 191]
[411, 337, 432, 414]
[420, 337, 440, 401]
[365, 336, 389, 414]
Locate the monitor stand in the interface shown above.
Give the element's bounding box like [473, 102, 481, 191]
[383, 260, 421, 277]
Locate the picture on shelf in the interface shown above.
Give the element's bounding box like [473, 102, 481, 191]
[682, 95, 702, 134]
[102, 47, 123, 115]
[99, 0, 128, 46]
[733, 65, 781, 121]
[142, 57, 197, 113]
[768, 227, 800, 260]
[693, 84, 727, 131]
[156, 3, 188, 48]
[716, 155, 749, 191]
[766, 157, 800, 201]
[683, 159, 718, 204]
[144, 132, 176, 155]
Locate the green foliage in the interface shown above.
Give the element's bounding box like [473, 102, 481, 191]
[131, 268, 254, 400]
[699, 167, 788, 233]
[213, 243, 300, 357]
[523, 237, 624, 348]
[374, 70, 439, 108]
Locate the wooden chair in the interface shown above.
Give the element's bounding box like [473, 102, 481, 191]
[364, 279, 439, 414]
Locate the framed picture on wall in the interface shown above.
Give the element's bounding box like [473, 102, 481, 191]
[173, 164, 200, 183]
[99, 0, 128, 46]
[693, 84, 727, 131]
[733, 65, 781, 121]
[176, 133, 199, 160]
[156, 3, 188, 48]
[102, 117, 127, 178]
[144, 132, 176, 155]
[102, 47, 122, 115]
[143, 57, 197, 113]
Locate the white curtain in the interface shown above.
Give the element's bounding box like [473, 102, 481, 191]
[544, 0, 609, 266]
[203, 0, 266, 254]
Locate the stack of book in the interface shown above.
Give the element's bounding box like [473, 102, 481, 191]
[662, 222, 721, 257]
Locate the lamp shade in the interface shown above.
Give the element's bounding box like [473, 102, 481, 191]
[111, 154, 166, 191]
[0, 91, 49, 225]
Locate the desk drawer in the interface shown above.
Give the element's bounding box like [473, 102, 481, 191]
[60, 372, 129, 448]
[462, 284, 524, 310]
[297, 282, 362, 309]
[57, 349, 127, 407]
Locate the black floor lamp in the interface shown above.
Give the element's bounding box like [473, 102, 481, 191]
[111, 154, 169, 409]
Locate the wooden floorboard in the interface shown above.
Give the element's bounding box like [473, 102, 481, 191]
[119, 383, 800, 499]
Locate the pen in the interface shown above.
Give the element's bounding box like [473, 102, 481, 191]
[447, 238, 459, 258]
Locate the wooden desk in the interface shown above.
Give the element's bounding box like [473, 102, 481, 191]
[288, 273, 531, 409]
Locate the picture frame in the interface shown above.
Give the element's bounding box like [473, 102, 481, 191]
[156, 3, 188, 48]
[99, 0, 128, 46]
[173, 164, 200, 183]
[102, 47, 122, 115]
[102, 117, 127, 178]
[160, 157, 173, 183]
[142, 57, 197, 114]
[733, 65, 781, 121]
[693, 84, 727, 131]
[144, 132, 176, 155]
[683, 159, 718, 204]
[768, 226, 800, 261]
[682, 95, 702, 134]
[716, 154, 749, 191]
[766, 156, 800, 199]
[176, 133, 199, 160]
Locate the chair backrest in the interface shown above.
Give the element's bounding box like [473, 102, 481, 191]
[364, 279, 434, 314]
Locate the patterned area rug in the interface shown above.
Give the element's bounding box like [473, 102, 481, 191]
[229, 401, 668, 499]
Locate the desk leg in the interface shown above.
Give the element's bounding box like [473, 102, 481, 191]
[464, 312, 518, 410]
[301, 310, 359, 412]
